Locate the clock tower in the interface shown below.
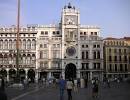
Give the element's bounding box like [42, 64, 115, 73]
[61, 3, 80, 79]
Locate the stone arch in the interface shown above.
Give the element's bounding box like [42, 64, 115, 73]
[19, 69, 25, 80]
[0, 69, 7, 77]
[9, 69, 16, 78]
[27, 69, 35, 82]
[65, 63, 76, 79]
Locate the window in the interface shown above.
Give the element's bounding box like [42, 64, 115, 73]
[40, 44, 43, 48]
[109, 64, 112, 71]
[86, 51, 88, 59]
[109, 56, 112, 61]
[44, 44, 47, 48]
[93, 51, 96, 59]
[41, 31, 44, 34]
[53, 31, 55, 35]
[82, 63, 85, 69]
[119, 56, 121, 61]
[120, 64, 123, 71]
[97, 63, 100, 69]
[53, 50, 60, 58]
[115, 64, 117, 71]
[86, 45, 88, 48]
[114, 49, 117, 53]
[115, 56, 117, 61]
[0, 40, 3, 49]
[43, 51, 48, 58]
[45, 31, 48, 35]
[124, 56, 127, 62]
[94, 32, 97, 35]
[82, 51, 84, 59]
[125, 64, 128, 71]
[32, 39, 36, 49]
[93, 45, 96, 48]
[91, 32, 93, 35]
[23, 39, 26, 49]
[40, 62, 43, 68]
[40, 51, 43, 59]
[97, 45, 100, 48]
[82, 45, 84, 48]
[109, 48, 111, 53]
[80, 32, 83, 35]
[9, 40, 12, 49]
[97, 51, 100, 59]
[84, 32, 86, 35]
[27, 39, 31, 49]
[4, 40, 8, 49]
[124, 49, 126, 54]
[57, 31, 60, 34]
[93, 63, 96, 69]
[119, 49, 121, 53]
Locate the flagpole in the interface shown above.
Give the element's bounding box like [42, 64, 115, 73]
[16, 0, 20, 82]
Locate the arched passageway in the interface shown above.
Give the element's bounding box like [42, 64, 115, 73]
[27, 69, 35, 83]
[65, 63, 76, 79]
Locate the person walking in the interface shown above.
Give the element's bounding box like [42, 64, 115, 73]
[92, 81, 99, 98]
[66, 78, 74, 100]
[0, 77, 7, 100]
[59, 76, 66, 100]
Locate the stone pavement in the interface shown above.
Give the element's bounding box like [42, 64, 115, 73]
[6, 82, 130, 100]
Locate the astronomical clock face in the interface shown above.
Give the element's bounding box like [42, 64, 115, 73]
[64, 15, 78, 25]
[66, 46, 76, 56]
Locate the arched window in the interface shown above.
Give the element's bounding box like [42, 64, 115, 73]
[40, 51, 43, 59]
[13, 39, 16, 49]
[9, 40, 12, 49]
[32, 39, 36, 49]
[93, 51, 96, 59]
[27, 54, 31, 64]
[97, 51, 100, 59]
[23, 39, 26, 49]
[0, 40, 3, 49]
[27, 39, 31, 49]
[23, 54, 26, 64]
[4, 39, 8, 49]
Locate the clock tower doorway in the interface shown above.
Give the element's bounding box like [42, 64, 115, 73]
[65, 63, 76, 79]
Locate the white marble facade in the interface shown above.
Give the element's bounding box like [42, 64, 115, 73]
[0, 3, 103, 81]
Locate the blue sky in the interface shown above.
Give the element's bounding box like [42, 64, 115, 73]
[0, 0, 130, 38]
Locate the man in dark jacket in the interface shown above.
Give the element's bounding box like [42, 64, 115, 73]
[0, 77, 7, 100]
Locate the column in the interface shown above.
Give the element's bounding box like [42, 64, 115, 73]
[25, 69, 28, 79]
[48, 72, 51, 79]
[90, 71, 93, 80]
[6, 69, 9, 82]
[77, 70, 80, 78]
[35, 69, 39, 83]
[62, 71, 65, 79]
